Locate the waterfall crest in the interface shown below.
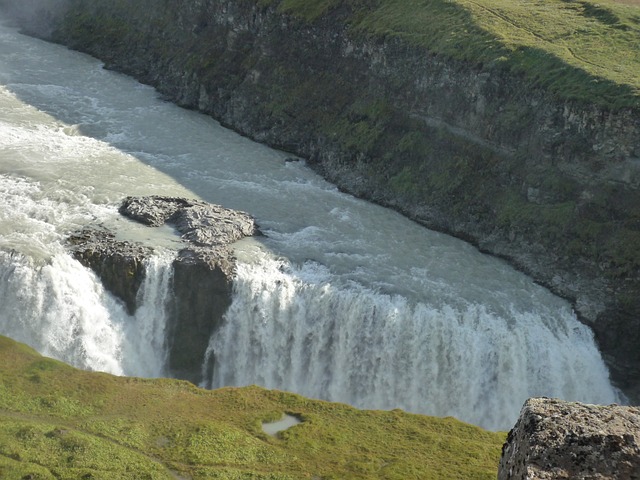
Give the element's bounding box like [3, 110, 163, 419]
[205, 256, 620, 430]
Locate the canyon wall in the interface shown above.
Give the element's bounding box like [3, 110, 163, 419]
[3, 0, 639, 399]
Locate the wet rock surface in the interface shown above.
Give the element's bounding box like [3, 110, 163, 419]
[119, 195, 259, 246]
[499, 397, 640, 480]
[69, 196, 259, 383]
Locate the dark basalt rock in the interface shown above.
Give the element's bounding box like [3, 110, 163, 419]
[168, 246, 234, 382]
[68, 229, 150, 315]
[119, 195, 259, 245]
[69, 196, 259, 384]
[499, 398, 640, 479]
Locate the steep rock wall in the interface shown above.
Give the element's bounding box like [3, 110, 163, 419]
[3, 0, 640, 399]
[68, 229, 150, 316]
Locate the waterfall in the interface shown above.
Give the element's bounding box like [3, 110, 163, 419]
[126, 249, 175, 377]
[204, 256, 620, 431]
[0, 248, 175, 378]
[0, 250, 128, 374]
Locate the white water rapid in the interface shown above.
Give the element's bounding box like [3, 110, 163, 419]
[0, 18, 621, 430]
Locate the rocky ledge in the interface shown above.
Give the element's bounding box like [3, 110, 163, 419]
[119, 196, 258, 246]
[68, 196, 259, 383]
[499, 397, 640, 479]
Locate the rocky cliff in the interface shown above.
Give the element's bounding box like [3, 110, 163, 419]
[69, 196, 259, 383]
[499, 397, 640, 479]
[3, 0, 639, 399]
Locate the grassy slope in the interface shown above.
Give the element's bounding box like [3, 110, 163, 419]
[0, 336, 505, 479]
[268, 0, 640, 109]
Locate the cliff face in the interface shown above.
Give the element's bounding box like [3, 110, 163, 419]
[4, 0, 640, 398]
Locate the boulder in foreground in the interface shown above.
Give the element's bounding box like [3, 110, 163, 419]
[499, 397, 640, 479]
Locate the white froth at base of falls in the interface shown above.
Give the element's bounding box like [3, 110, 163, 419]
[204, 256, 620, 431]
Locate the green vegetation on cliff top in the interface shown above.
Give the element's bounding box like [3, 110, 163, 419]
[0, 336, 505, 479]
[264, 0, 640, 109]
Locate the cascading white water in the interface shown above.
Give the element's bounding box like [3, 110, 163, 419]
[0, 240, 175, 378]
[205, 255, 619, 430]
[0, 18, 622, 431]
[0, 172, 175, 377]
[0, 250, 127, 374]
[129, 250, 175, 377]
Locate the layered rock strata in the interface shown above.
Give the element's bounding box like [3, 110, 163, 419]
[499, 397, 640, 479]
[69, 196, 259, 383]
[5, 0, 640, 399]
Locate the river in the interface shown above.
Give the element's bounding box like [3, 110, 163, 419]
[0, 20, 620, 430]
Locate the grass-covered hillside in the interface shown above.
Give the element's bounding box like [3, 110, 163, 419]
[266, 0, 640, 109]
[0, 336, 505, 479]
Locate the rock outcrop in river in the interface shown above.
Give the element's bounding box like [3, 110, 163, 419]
[69, 196, 259, 383]
[499, 397, 640, 479]
[3, 0, 639, 400]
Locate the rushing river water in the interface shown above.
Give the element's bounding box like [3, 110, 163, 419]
[0, 20, 620, 430]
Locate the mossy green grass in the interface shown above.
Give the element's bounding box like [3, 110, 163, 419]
[262, 0, 640, 109]
[0, 336, 505, 479]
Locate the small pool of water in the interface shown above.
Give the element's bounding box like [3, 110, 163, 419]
[262, 414, 301, 437]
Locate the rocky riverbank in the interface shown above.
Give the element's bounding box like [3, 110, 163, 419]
[69, 196, 259, 383]
[3, 0, 639, 399]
